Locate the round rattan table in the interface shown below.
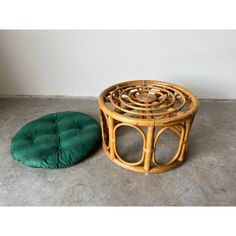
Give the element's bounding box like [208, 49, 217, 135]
[98, 80, 199, 174]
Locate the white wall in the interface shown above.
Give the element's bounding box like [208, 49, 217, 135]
[0, 30, 235, 99]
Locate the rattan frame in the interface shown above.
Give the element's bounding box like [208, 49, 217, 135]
[98, 80, 199, 174]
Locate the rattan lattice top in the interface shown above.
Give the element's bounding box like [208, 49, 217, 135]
[98, 80, 199, 125]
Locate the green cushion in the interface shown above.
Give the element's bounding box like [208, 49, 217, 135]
[11, 111, 101, 168]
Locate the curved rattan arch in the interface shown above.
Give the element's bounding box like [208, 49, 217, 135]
[152, 126, 185, 167]
[113, 123, 146, 166]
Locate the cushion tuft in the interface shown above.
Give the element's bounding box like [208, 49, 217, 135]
[11, 111, 101, 169]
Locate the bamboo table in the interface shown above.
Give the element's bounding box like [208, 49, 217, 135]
[98, 80, 199, 174]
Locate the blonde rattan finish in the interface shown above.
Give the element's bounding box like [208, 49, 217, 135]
[98, 80, 199, 174]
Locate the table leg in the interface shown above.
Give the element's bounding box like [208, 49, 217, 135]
[144, 125, 155, 173]
[108, 116, 115, 159]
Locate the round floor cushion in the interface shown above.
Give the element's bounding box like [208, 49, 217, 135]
[11, 111, 101, 168]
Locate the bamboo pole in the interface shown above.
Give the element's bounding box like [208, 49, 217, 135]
[108, 116, 115, 160]
[144, 125, 155, 173]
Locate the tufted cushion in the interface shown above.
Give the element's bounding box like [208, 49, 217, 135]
[11, 111, 101, 168]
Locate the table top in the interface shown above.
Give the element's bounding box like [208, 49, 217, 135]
[98, 80, 199, 125]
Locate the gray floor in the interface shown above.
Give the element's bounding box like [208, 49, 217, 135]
[0, 97, 235, 206]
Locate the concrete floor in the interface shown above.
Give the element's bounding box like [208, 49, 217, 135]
[0, 97, 235, 206]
